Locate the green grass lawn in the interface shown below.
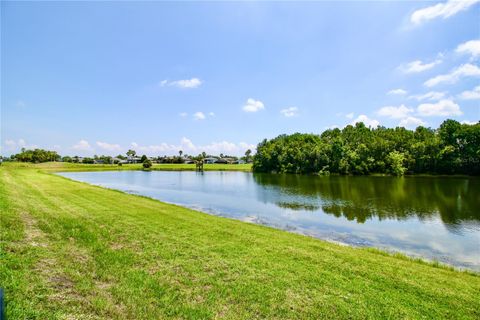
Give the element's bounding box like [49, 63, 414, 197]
[0, 163, 479, 319]
[12, 161, 252, 172]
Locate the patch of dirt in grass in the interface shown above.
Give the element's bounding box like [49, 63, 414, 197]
[20, 211, 48, 248]
[94, 279, 127, 317]
[110, 243, 125, 250]
[34, 258, 82, 301]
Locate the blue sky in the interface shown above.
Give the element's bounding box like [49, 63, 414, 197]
[2, 1, 479, 156]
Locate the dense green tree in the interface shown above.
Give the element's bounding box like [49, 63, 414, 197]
[14, 149, 60, 163]
[253, 120, 479, 175]
[82, 157, 94, 164]
[143, 159, 152, 169]
[140, 155, 148, 163]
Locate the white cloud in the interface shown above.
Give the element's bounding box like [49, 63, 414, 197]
[461, 120, 478, 125]
[351, 115, 380, 128]
[160, 78, 202, 89]
[345, 112, 354, 119]
[456, 40, 480, 59]
[96, 141, 121, 152]
[417, 99, 462, 117]
[5, 140, 17, 151]
[458, 86, 480, 100]
[424, 64, 480, 87]
[410, 0, 480, 25]
[72, 140, 93, 151]
[179, 112, 188, 117]
[16, 100, 26, 108]
[208, 112, 215, 117]
[130, 138, 255, 156]
[377, 105, 414, 119]
[242, 98, 265, 113]
[193, 112, 206, 120]
[400, 60, 441, 73]
[388, 89, 408, 95]
[399, 117, 426, 129]
[409, 91, 446, 101]
[3, 138, 37, 152]
[280, 107, 299, 117]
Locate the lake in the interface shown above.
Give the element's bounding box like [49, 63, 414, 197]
[58, 171, 480, 271]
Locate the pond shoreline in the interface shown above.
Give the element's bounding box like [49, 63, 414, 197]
[2, 163, 480, 319]
[57, 168, 480, 272]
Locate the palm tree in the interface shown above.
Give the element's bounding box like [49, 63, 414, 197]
[245, 149, 252, 162]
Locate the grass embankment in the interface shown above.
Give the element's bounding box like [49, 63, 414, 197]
[12, 161, 252, 172]
[0, 164, 479, 319]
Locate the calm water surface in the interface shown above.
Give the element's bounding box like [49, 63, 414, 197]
[58, 171, 480, 270]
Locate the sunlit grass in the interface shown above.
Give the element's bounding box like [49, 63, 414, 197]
[1, 161, 252, 172]
[0, 163, 479, 319]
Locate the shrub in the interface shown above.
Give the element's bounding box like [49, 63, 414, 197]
[143, 159, 152, 169]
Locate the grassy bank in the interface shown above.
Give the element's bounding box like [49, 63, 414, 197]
[0, 164, 479, 319]
[1, 161, 252, 172]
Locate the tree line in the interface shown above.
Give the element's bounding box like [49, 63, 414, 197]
[252, 119, 480, 175]
[10, 148, 60, 163]
[7, 148, 253, 166]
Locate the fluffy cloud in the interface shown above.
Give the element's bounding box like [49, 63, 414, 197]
[410, 0, 480, 25]
[242, 98, 265, 112]
[400, 60, 441, 73]
[377, 105, 414, 119]
[4, 139, 22, 151]
[3, 138, 36, 152]
[388, 89, 408, 95]
[72, 140, 93, 151]
[456, 40, 480, 59]
[351, 115, 380, 128]
[461, 120, 478, 125]
[96, 141, 121, 151]
[345, 112, 354, 119]
[399, 117, 426, 129]
[458, 86, 480, 100]
[130, 138, 255, 156]
[180, 111, 212, 119]
[424, 64, 480, 87]
[409, 91, 446, 101]
[160, 78, 202, 89]
[280, 107, 299, 117]
[417, 99, 462, 116]
[193, 112, 206, 120]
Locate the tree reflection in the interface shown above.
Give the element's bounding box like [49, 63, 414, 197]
[253, 173, 480, 229]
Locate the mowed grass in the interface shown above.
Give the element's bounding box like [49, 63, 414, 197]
[7, 161, 252, 172]
[0, 164, 479, 319]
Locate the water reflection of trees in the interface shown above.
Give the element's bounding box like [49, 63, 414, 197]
[253, 174, 480, 228]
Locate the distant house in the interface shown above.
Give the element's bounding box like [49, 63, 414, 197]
[111, 157, 126, 164]
[233, 159, 246, 164]
[127, 156, 142, 164]
[215, 158, 228, 164]
[203, 157, 217, 164]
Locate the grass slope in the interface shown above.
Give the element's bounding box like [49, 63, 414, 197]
[0, 164, 479, 319]
[7, 161, 252, 172]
